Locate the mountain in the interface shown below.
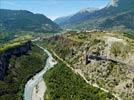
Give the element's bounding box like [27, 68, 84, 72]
[0, 9, 61, 33]
[54, 0, 134, 30]
[54, 7, 99, 27]
[54, 15, 72, 26]
[99, 11, 134, 30]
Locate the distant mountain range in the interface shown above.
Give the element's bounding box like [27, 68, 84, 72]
[55, 7, 99, 26]
[54, 0, 134, 31]
[0, 9, 61, 33]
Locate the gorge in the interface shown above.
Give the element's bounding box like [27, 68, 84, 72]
[0, 41, 32, 80]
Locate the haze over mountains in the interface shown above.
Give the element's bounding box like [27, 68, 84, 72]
[54, 0, 134, 30]
[55, 7, 99, 26]
[0, 9, 61, 33]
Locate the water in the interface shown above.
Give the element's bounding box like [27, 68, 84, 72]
[24, 45, 57, 100]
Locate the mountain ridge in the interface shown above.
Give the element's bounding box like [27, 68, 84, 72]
[0, 9, 61, 33]
[54, 0, 134, 30]
[54, 7, 99, 26]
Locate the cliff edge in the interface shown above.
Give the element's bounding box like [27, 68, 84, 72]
[0, 41, 32, 80]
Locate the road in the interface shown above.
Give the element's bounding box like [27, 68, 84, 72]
[51, 49, 122, 100]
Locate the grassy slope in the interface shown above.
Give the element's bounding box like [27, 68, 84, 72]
[44, 59, 115, 100]
[0, 35, 32, 53]
[0, 44, 47, 100]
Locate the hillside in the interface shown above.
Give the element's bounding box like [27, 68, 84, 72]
[99, 11, 134, 30]
[44, 58, 115, 100]
[54, 0, 134, 30]
[39, 31, 134, 100]
[0, 9, 61, 33]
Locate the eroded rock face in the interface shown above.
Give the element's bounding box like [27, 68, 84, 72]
[0, 41, 32, 80]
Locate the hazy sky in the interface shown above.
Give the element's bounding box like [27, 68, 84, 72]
[0, 0, 110, 20]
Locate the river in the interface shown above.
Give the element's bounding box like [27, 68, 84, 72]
[23, 44, 121, 100]
[24, 45, 57, 100]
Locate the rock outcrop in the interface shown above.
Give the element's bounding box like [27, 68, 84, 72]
[0, 41, 32, 80]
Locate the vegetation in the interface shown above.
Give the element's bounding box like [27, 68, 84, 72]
[0, 35, 32, 53]
[44, 59, 115, 100]
[0, 45, 47, 100]
[0, 9, 61, 33]
[39, 31, 106, 64]
[110, 42, 126, 57]
[0, 31, 15, 44]
[54, 0, 134, 31]
[40, 30, 134, 100]
[123, 32, 134, 39]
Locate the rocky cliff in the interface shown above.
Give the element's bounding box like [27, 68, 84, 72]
[0, 41, 32, 80]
